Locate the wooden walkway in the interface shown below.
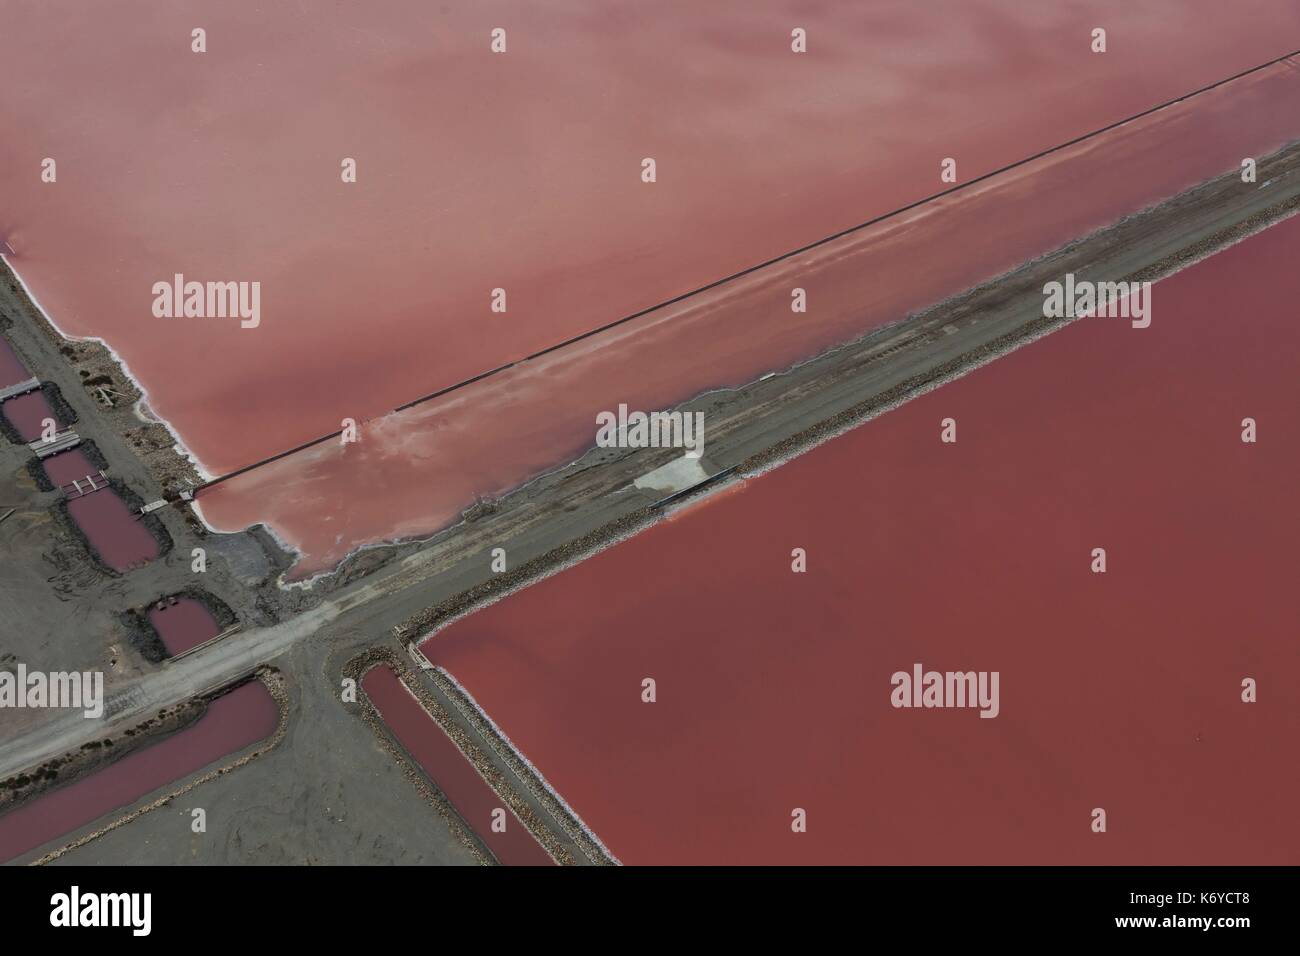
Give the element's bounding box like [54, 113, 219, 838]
[60, 471, 109, 499]
[0, 377, 39, 402]
[28, 430, 80, 459]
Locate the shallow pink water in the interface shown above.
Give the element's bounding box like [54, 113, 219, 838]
[147, 597, 220, 657]
[4, 3, 1299, 575]
[40, 448, 99, 487]
[420, 213, 1300, 865]
[64, 491, 160, 572]
[39, 448, 158, 572]
[0, 389, 58, 442]
[203, 61, 1300, 577]
[0, 681, 278, 863]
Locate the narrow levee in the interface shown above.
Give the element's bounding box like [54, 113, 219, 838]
[361, 664, 555, 866]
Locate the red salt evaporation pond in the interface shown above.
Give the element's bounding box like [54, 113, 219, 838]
[2, 2, 1297, 479]
[420, 215, 1300, 865]
[40, 447, 160, 572]
[147, 597, 221, 657]
[40, 447, 100, 487]
[0, 388, 58, 442]
[0, 681, 277, 863]
[361, 665, 553, 866]
[64, 490, 160, 573]
[199, 60, 1300, 578]
[0, 337, 29, 388]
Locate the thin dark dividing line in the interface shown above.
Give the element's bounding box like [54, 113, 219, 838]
[194, 45, 1300, 497]
[199, 430, 345, 489]
[394, 359, 518, 410]
[201, 362, 523, 491]
[401, 45, 1300, 397]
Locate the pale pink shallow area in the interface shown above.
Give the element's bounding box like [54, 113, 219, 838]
[4, 3, 1300, 575]
[201, 62, 1300, 578]
[0, 3, 1297, 463]
[420, 215, 1300, 865]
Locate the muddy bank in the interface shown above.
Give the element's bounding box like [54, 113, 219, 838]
[116, 609, 169, 664]
[35, 381, 77, 429]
